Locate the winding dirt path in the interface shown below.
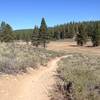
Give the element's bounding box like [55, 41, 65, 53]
[0, 55, 71, 100]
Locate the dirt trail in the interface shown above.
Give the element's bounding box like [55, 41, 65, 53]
[0, 55, 71, 100]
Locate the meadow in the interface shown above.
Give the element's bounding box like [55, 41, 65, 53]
[51, 53, 100, 100]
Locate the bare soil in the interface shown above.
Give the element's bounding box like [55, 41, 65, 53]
[47, 40, 100, 55]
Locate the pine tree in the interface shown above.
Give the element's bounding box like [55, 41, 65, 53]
[76, 24, 88, 46]
[54, 26, 60, 40]
[32, 26, 40, 47]
[91, 23, 100, 47]
[0, 22, 14, 42]
[40, 18, 49, 48]
[0, 22, 6, 41]
[1, 21, 6, 29]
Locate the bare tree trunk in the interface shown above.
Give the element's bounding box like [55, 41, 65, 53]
[43, 41, 46, 48]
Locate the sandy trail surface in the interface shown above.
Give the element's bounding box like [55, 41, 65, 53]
[0, 55, 71, 100]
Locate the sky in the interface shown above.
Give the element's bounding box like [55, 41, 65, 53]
[0, 0, 99, 30]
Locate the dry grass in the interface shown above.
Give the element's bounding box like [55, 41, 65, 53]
[51, 53, 100, 100]
[0, 42, 63, 74]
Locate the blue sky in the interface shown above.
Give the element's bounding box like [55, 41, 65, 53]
[0, 0, 99, 30]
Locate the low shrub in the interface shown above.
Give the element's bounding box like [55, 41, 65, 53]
[51, 53, 100, 100]
[0, 42, 63, 74]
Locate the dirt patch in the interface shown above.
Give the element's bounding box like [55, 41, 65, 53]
[47, 40, 100, 55]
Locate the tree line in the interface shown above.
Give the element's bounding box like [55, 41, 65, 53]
[32, 20, 100, 47]
[0, 19, 100, 47]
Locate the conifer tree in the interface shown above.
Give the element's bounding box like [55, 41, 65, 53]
[39, 18, 49, 48]
[0, 22, 14, 42]
[91, 23, 100, 46]
[32, 26, 40, 47]
[76, 24, 88, 46]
